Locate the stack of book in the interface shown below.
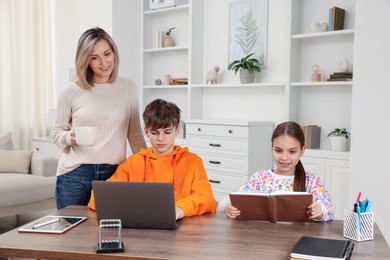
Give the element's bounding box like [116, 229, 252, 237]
[170, 78, 188, 85]
[327, 72, 353, 81]
[302, 125, 321, 149]
[328, 6, 345, 31]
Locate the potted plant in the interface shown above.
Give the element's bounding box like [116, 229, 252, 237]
[163, 27, 176, 47]
[228, 53, 261, 83]
[327, 128, 350, 151]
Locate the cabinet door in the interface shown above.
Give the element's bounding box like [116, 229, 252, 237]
[300, 156, 325, 182]
[325, 159, 350, 220]
[31, 138, 61, 159]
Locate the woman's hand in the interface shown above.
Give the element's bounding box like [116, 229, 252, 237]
[175, 207, 184, 220]
[226, 204, 241, 219]
[70, 129, 78, 146]
[307, 201, 323, 221]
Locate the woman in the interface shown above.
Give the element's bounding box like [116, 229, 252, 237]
[51, 27, 146, 209]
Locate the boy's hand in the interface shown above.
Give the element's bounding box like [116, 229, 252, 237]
[175, 207, 184, 220]
[226, 204, 241, 219]
[307, 201, 323, 221]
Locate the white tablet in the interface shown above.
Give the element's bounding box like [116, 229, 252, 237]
[18, 215, 87, 234]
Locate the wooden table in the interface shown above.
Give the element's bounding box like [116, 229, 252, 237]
[0, 205, 389, 259]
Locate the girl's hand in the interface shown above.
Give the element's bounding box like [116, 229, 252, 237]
[175, 207, 184, 220]
[226, 204, 241, 219]
[307, 201, 323, 221]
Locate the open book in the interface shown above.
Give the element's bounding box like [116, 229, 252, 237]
[229, 191, 313, 223]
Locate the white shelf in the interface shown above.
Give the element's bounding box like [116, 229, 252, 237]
[292, 29, 354, 40]
[304, 149, 350, 160]
[191, 83, 285, 88]
[143, 4, 189, 15]
[144, 85, 188, 89]
[143, 46, 189, 53]
[291, 81, 353, 87]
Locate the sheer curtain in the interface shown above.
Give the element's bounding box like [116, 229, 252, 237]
[0, 0, 53, 149]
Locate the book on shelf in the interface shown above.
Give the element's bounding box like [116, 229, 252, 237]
[229, 191, 313, 223]
[290, 236, 354, 260]
[326, 78, 352, 81]
[334, 7, 345, 30]
[329, 6, 345, 31]
[333, 72, 353, 76]
[330, 73, 353, 79]
[302, 125, 321, 149]
[155, 30, 165, 48]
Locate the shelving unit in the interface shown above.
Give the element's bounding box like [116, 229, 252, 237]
[140, 0, 204, 120]
[288, 0, 355, 151]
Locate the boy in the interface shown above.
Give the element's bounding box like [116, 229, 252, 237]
[88, 99, 217, 219]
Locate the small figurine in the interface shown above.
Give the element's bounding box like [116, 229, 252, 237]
[339, 59, 350, 72]
[310, 21, 328, 33]
[311, 64, 321, 82]
[154, 79, 162, 85]
[163, 74, 171, 85]
[205, 65, 220, 84]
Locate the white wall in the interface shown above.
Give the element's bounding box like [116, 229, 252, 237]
[202, 0, 287, 122]
[350, 0, 390, 246]
[51, 0, 112, 106]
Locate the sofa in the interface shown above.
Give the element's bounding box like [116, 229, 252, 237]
[0, 131, 58, 218]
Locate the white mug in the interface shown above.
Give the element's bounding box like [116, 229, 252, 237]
[75, 127, 97, 146]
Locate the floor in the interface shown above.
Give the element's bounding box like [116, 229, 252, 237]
[0, 208, 56, 260]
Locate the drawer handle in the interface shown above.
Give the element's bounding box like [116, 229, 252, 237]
[209, 179, 221, 184]
[209, 143, 221, 147]
[228, 130, 233, 134]
[197, 128, 202, 132]
[209, 160, 221, 165]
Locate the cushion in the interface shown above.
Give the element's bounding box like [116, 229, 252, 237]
[0, 150, 33, 174]
[0, 131, 14, 150]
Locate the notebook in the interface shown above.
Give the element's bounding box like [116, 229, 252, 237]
[290, 236, 354, 260]
[92, 181, 178, 230]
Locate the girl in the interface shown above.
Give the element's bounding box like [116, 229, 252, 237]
[224, 121, 334, 222]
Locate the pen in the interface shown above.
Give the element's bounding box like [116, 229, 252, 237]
[353, 192, 362, 212]
[355, 204, 362, 233]
[365, 200, 372, 212]
[355, 192, 362, 203]
[32, 218, 60, 229]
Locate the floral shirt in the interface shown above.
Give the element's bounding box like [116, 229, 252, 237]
[239, 169, 334, 221]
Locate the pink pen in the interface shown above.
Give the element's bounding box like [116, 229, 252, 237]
[355, 192, 362, 203]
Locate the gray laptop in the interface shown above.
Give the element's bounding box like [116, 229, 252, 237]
[92, 181, 178, 230]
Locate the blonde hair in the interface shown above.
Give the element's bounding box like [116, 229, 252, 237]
[75, 27, 119, 90]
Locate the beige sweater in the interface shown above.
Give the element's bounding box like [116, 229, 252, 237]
[50, 77, 146, 176]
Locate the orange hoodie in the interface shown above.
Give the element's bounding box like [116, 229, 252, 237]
[88, 146, 217, 217]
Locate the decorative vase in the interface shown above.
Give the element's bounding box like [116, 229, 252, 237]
[163, 36, 174, 47]
[330, 136, 348, 151]
[239, 69, 255, 84]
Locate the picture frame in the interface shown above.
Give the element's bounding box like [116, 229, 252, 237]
[228, 0, 269, 66]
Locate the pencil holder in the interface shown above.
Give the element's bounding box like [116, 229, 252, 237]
[343, 209, 374, 242]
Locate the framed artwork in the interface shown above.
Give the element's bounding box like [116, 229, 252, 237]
[228, 0, 268, 66]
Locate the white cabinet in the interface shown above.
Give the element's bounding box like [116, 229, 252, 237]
[141, 0, 204, 120]
[30, 136, 61, 159]
[185, 119, 274, 201]
[301, 149, 350, 220]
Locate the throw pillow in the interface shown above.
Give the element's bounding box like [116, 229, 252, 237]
[0, 131, 14, 150]
[0, 150, 33, 174]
